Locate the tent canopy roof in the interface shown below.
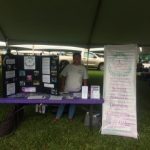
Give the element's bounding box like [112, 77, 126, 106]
[0, 0, 150, 47]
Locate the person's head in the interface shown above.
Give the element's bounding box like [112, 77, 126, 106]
[73, 52, 81, 65]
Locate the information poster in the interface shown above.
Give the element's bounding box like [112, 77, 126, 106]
[101, 44, 138, 138]
[7, 83, 15, 96]
[90, 85, 100, 99]
[2, 55, 17, 97]
[24, 56, 35, 70]
[42, 75, 50, 83]
[2, 55, 59, 96]
[42, 57, 50, 74]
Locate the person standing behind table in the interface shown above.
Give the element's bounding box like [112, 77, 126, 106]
[53, 52, 88, 121]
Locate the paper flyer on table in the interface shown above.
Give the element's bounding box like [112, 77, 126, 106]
[49, 95, 63, 100]
[90, 85, 100, 99]
[82, 86, 88, 99]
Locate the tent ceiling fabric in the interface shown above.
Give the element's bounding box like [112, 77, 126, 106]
[0, 0, 150, 47]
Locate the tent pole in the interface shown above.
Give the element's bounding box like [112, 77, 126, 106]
[87, 0, 102, 47]
[86, 0, 102, 69]
[86, 0, 102, 129]
[0, 25, 7, 42]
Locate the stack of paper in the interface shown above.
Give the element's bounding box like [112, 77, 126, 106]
[90, 85, 100, 99]
[82, 86, 88, 99]
[49, 95, 63, 100]
[27, 95, 46, 99]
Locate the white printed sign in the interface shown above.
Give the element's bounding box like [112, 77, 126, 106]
[7, 83, 15, 95]
[6, 71, 15, 79]
[42, 57, 50, 74]
[6, 59, 15, 64]
[101, 44, 138, 138]
[90, 85, 100, 99]
[82, 86, 88, 99]
[44, 83, 54, 88]
[24, 56, 35, 70]
[42, 75, 50, 83]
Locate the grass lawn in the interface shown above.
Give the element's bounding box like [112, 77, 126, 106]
[0, 70, 150, 149]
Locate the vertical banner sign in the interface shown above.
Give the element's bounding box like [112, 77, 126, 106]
[101, 44, 138, 138]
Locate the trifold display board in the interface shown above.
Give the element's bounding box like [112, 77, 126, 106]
[2, 54, 59, 97]
[2, 54, 17, 97]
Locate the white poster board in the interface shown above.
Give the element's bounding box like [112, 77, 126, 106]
[24, 56, 35, 70]
[7, 83, 15, 96]
[101, 44, 138, 138]
[42, 57, 50, 74]
[82, 86, 88, 99]
[90, 85, 100, 99]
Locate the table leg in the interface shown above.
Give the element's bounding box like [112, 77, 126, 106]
[14, 104, 24, 128]
[89, 104, 93, 130]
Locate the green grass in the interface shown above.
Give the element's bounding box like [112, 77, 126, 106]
[0, 70, 150, 149]
[88, 70, 103, 85]
[0, 105, 14, 122]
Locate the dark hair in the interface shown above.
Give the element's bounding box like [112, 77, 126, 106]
[73, 52, 81, 57]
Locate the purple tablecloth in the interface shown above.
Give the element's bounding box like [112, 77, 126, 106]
[0, 98, 104, 105]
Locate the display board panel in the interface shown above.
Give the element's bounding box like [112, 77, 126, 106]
[41, 56, 59, 95]
[17, 55, 42, 93]
[2, 55, 59, 96]
[2, 54, 17, 97]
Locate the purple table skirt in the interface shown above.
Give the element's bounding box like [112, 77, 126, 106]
[0, 98, 104, 105]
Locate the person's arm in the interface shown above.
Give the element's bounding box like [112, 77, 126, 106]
[83, 79, 88, 86]
[82, 66, 88, 86]
[60, 75, 66, 92]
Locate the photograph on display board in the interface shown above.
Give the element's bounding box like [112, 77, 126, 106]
[24, 56, 36, 70]
[51, 59, 57, 65]
[26, 75, 32, 82]
[19, 70, 26, 77]
[19, 81, 25, 86]
[34, 70, 39, 76]
[51, 76, 57, 83]
[51, 88, 58, 95]
[51, 71, 57, 76]
[51, 65, 57, 71]
[33, 80, 40, 86]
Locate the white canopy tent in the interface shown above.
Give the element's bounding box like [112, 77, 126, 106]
[0, 0, 150, 48]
